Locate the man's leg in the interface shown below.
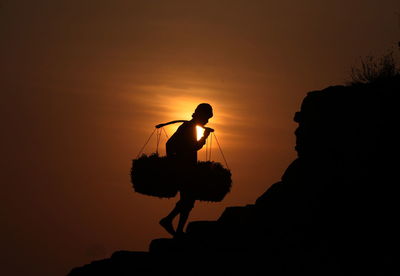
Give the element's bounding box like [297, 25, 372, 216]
[159, 202, 181, 236]
[175, 197, 195, 235]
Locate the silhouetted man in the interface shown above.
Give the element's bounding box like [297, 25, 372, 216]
[159, 103, 213, 238]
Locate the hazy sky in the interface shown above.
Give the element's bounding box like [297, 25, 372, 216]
[1, 0, 399, 275]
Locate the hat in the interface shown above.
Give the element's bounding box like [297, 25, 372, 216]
[194, 103, 213, 118]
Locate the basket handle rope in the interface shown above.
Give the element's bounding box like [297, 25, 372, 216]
[136, 121, 185, 158]
[137, 121, 228, 169]
[136, 128, 157, 158]
[162, 127, 169, 139]
[209, 132, 213, 161]
[205, 132, 213, 161]
[156, 128, 162, 155]
[213, 132, 230, 170]
[205, 133, 208, 161]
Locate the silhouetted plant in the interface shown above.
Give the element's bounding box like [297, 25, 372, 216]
[350, 51, 400, 85]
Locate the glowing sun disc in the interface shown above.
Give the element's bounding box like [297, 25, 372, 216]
[196, 126, 205, 141]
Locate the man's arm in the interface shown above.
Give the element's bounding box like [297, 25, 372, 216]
[194, 128, 212, 150]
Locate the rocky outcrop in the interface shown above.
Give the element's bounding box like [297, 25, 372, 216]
[69, 78, 400, 275]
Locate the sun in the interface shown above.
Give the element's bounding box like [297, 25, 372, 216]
[196, 126, 205, 141]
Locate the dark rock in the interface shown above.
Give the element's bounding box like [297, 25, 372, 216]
[68, 251, 151, 276]
[69, 79, 400, 275]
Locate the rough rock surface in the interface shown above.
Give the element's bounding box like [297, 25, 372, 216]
[69, 79, 400, 275]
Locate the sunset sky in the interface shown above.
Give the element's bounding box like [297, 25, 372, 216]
[1, 1, 399, 275]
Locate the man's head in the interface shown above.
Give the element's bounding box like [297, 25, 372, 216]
[192, 103, 213, 125]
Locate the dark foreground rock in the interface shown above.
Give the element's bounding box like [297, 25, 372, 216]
[69, 79, 400, 275]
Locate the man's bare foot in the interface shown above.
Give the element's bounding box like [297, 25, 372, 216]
[159, 218, 175, 236]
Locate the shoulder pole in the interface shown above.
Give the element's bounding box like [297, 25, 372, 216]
[155, 120, 188, 129]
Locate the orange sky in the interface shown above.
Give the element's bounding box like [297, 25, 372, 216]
[1, 1, 399, 275]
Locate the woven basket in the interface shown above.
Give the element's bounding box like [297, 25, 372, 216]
[130, 153, 232, 202]
[131, 153, 179, 198]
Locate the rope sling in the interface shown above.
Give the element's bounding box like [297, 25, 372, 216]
[131, 120, 232, 202]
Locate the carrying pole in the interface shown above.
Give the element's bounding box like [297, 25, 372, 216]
[155, 120, 188, 128]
